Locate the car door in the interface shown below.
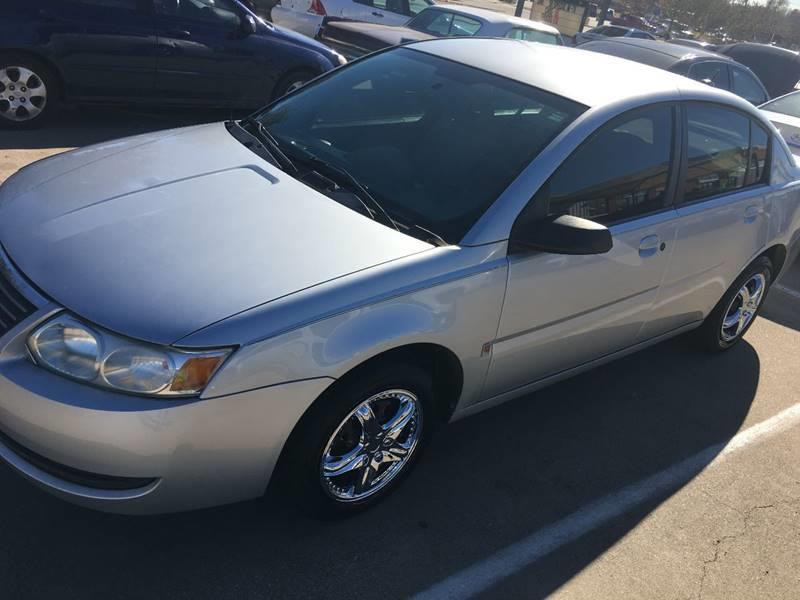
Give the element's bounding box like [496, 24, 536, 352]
[152, 0, 266, 106]
[36, 0, 157, 100]
[483, 104, 681, 399]
[639, 103, 771, 339]
[342, 0, 411, 26]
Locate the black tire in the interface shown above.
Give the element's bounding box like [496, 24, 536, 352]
[278, 363, 434, 518]
[695, 256, 773, 352]
[271, 70, 315, 101]
[0, 53, 60, 129]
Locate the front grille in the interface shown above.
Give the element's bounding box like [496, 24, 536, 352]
[0, 268, 36, 337]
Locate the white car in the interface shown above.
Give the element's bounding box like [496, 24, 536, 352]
[761, 91, 800, 157]
[273, 0, 434, 38]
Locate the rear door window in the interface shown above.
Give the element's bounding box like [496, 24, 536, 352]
[731, 67, 768, 105]
[682, 104, 769, 203]
[688, 62, 731, 90]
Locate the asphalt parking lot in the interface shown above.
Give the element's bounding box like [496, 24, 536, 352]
[1, 108, 799, 600]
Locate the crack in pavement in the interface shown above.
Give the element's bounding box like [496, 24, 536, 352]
[695, 498, 800, 600]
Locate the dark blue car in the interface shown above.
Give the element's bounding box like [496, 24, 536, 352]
[0, 0, 346, 128]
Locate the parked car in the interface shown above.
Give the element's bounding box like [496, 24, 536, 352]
[575, 25, 656, 45]
[319, 5, 563, 59]
[273, 0, 434, 39]
[1, 38, 798, 516]
[760, 91, 800, 154]
[716, 43, 800, 99]
[669, 38, 717, 50]
[582, 38, 769, 105]
[611, 14, 651, 31]
[0, 0, 347, 128]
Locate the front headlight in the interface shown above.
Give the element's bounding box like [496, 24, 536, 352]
[27, 314, 231, 397]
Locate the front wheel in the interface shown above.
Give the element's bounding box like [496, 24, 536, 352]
[0, 56, 59, 129]
[695, 256, 773, 351]
[280, 364, 433, 517]
[271, 70, 315, 101]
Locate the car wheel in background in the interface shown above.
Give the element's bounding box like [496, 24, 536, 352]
[279, 363, 433, 517]
[696, 256, 773, 351]
[0, 54, 59, 129]
[272, 70, 315, 100]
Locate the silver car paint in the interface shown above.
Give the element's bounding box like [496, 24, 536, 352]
[0, 123, 431, 345]
[1, 39, 799, 513]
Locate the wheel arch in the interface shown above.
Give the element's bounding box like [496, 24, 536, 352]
[762, 243, 788, 279]
[0, 48, 67, 101]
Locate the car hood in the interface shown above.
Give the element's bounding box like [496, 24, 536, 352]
[325, 21, 434, 47]
[0, 123, 431, 345]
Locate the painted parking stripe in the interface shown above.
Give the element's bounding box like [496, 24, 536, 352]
[412, 402, 800, 600]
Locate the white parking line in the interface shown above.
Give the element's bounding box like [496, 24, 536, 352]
[774, 284, 800, 301]
[412, 403, 800, 600]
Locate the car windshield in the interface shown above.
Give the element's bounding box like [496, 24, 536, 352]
[252, 48, 585, 243]
[761, 92, 800, 118]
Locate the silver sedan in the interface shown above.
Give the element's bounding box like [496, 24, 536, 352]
[0, 40, 799, 515]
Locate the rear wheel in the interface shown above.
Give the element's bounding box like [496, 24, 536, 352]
[695, 256, 773, 351]
[280, 363, 433, 517]
[0, 55, 59, 129]
[272, 70, 315, 100]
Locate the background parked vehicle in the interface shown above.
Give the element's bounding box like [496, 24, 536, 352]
[574, 25, 656, 45]
[319, 5, 563, 60]
[582, 38, 769, 105]
[272, 0, 434, 38]
[610, 14, 652, 31]
[669, 38, 717, 51]
[715, 43, 800, 99]
[760, 91, 800, 155]
[0, 0, 346, 128]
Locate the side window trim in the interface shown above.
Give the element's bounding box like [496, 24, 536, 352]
[512, 102, 682, 233]
[675, 101, 772, 208]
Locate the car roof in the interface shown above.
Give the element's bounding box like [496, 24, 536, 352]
[409, 38, 713, 108]
[426, 4, 560, 33]
[581, 38, 734, 69]
[718, 42, 799, 59]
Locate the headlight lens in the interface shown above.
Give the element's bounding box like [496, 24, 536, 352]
[28, 314, 231, 397]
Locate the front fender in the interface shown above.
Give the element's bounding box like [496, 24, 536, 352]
[200, 258, 509, 412]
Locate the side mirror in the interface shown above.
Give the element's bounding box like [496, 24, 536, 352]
[511, 214, 613, 255]
[241, 14, 258, 36]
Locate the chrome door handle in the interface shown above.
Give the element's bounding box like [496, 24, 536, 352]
[744, 205, 760, 222]
[639, 234, 660, 258]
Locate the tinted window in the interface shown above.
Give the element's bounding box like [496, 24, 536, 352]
[544, 105, 674, 224]
[409, 10, 453, 35]
[604, 26, 627, 37]
[630, 30, 652, 39]
[408, 0, 429, 15]
[688, 62, 730, 90]
[760, 91, 800, 118]
[732, 68, 767, 105]
[450, 15, 482, 37]
[684, 105, 750, 202]
[256, 49, 585, 242]
[155, 0, 241, 26]
[747, 122, 769, 186]
[506, 28, 559, 45]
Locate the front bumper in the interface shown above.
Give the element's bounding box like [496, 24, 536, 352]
[0, 307, 332, 515]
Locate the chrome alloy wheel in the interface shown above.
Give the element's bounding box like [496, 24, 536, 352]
[321, 389, 422, 502]
[0, 66, 47, 123]
[721, 273, 766, 342]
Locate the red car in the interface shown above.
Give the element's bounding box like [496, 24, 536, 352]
[612, 14, 651, 31]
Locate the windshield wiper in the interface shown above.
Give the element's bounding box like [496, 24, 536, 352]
[285, 146, 401, 233]
[239, 117, 298, 174]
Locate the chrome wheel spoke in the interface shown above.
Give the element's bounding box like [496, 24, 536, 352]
[720, 273, 767, 342]
[0, 65, 47, 123]
[322, 444, 368, 478]
[320, 388, 423, 502]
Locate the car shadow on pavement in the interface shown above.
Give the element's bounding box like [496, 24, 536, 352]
[0, 106, 239, 150]
[0, 336, 760, 599]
